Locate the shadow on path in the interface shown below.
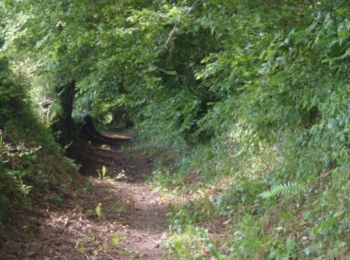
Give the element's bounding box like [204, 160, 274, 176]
[4, 131, 170, 259]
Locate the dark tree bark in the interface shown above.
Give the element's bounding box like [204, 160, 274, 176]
[58, 80, 76, 129]
[80, 114, 103, 141]
[51, 80, 94, 165]
[52, 81, 78, 145]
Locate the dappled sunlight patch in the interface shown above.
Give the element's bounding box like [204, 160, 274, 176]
[19, 167, 170, 258]
[1, 130, 172, 258]
[36, 203, 144, 258]
[4, 0, 350, 257]
[102, 131, 133, 140]
[166, 226, 222, 259]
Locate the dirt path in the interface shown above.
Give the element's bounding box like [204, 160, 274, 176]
[12, 132, 170, 259]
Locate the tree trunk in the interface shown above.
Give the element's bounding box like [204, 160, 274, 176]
[58, 80, 76, 129]
[52, 81, 78, 144]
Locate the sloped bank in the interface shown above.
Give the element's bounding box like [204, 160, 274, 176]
[0, 52, 79, 256]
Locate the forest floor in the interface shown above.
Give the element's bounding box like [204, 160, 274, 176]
[3, 132, 177, 259]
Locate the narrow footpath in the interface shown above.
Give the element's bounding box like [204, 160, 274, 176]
[22, 132, 169, 259]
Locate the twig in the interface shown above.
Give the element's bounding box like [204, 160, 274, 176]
[164, 0, 199, 48]
[103, 252, 118, 260]
[317, 169, 333, 179]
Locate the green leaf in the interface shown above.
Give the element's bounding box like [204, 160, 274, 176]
[95, 203, 102, 218]
[112, 233, 121, 249]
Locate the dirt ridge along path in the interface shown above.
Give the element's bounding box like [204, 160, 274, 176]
[26, 132, 169, 259]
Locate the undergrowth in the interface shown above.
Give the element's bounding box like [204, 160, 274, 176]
[4, 0, 350, 258]
[134, 119, 350, 259]
[0, 51, 78, 245]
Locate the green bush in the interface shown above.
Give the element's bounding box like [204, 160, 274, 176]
[0, 48, 76, 223]
[4, 0, 350, 258]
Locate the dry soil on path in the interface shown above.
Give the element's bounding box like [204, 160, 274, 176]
[3, 132, 171, 259]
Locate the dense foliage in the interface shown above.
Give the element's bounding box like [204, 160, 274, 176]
[0, 54, 76, 221]
[0, 1, 77, 231]
[3, 0, 350, 258]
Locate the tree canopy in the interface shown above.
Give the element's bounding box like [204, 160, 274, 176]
[2, 0, 350, 258]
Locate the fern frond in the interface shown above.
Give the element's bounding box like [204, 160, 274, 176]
[259, 182, 304, 199]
